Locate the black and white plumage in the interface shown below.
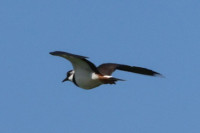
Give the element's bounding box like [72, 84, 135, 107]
[50, 51, 162, 89]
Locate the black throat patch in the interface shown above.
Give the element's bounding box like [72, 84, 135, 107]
[72, 74, 79, 87]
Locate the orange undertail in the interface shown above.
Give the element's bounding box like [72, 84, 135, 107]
[98, 75, 125, 84]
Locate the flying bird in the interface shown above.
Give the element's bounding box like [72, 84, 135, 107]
[50, 51, 162, 89]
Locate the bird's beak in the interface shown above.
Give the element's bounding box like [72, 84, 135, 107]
[62, 77, 68, 82]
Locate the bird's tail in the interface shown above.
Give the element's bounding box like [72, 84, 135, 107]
[98, 75, 125, 84]
[109, 77, 125, 84]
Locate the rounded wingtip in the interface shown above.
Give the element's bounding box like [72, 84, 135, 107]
[49, 51, 64, 56]
[49, 52, 54, 55]
[154, 73, 165, 78]
[49, 51, 89, 59]
[49, 51, 59, 55]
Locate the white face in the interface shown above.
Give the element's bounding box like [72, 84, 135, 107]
[67, 70, 75, 82]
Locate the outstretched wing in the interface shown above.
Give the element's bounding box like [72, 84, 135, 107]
[97, 63, 161, 76]
[50, 51, 100, 74]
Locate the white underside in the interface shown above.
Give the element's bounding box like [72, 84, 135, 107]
[75, 72, 102, 89]
[65, 56, 109, 89]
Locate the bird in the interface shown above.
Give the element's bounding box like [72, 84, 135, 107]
[50, 51, 162, 90]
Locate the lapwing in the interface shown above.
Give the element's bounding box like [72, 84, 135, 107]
[50, 51, 162, 89]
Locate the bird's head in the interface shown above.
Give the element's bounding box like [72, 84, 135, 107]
[62, 70, 75, 82]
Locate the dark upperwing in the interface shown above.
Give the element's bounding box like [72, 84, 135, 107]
[50, 51, 101, 74]
[97, 63, 162, 76]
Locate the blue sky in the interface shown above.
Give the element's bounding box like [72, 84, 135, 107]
[1, 0, 200, 133]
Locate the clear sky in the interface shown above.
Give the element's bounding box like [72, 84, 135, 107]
[1, 0, 200, 133]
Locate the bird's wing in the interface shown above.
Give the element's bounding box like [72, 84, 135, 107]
[50, 51, 100, 74]
[97, 63, 162, 76]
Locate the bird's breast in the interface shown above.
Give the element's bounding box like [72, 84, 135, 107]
[74, 72, 102, 89]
